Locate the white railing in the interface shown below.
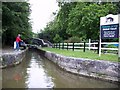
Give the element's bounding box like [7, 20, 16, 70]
[53, 42, 118, 53]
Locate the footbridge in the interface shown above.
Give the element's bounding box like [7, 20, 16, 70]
[24, 38, 53, 47]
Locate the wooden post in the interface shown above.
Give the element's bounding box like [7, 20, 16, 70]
[97, 41, 99, 54]
[59, 43, 60, 49]
[67, 43, 68, 50]
[73, 43, 74, 51]
[53, 43, 55, 48]
[89, 39, 91, 50]
[54, 43, 55, 48]
[56, 43, 57, 48]
[55, 43, 57, 48]
[62, 43, 64, 49]
[57, 43, 58, 48]
[83, 42, 86, 52]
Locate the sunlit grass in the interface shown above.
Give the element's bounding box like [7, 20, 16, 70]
[41, 47, 118, 62]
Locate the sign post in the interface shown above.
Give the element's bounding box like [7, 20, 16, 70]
[99, 38, 101, 57]
[100, 14, 119, 58]
[118, 14, 120, 61]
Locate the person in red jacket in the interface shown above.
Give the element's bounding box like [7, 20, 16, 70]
[15, 34, 23, 51]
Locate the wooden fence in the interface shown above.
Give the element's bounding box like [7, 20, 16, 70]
[53, 42, 118, 54]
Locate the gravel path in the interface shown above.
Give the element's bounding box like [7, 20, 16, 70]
[0, 46, 23, 55]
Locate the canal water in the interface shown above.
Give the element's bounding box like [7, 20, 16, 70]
[2, 50, 118, 88]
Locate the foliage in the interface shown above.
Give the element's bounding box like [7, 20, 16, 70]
[64, 36, 82, 43]
[67, 3, 117, 40]
[38, 2, 77, 43]
[102, 44, 118, 54]
[2, 2, 33, 46]
[53, 34, 62, 43]
[42, 47, 118, 62]
[104, 44, 118, 48]
[38, 2, 119, 43]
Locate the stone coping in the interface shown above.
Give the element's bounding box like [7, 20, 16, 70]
[38, 48, 120, 83]
[0, 49, 27, 69]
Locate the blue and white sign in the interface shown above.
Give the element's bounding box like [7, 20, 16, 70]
[100, 14, 119, 39]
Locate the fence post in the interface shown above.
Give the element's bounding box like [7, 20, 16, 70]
[56, 43, 57, 48]
[67, 43, 68, 50]
[73, 43, 74, 51]
[53, 43, 55, 48]
[62, 42, 64, 49]
[59, 43, 60, 49]
[97, 41, 99, 54]
[89, 39, 91, 50]
[83, 42, 86, 52]
[57, 43, 58, 48]
[54, 43, 55, 48]
[55, 43, 56, 48]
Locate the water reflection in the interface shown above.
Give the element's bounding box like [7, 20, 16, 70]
[41, 56, 118, 88]
[26, 53, 54, 88]
[2, 50, 118, 88]
[2, 51, 54, 88]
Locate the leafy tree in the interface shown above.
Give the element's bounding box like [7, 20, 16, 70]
[56, 2, 77, 40]
[67, 2, 117, 40]
[2, 2, 33, 46]
[64, 36, 82, 43]
[38, 2, 77, 43]
[38, 2, 119, 43]
[53, 34, 62, 43]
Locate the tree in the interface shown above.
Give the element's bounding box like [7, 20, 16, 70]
[38, 2, 119, 43]
[38, 2, 77, 43]
[67, 2, 117, 40]
[53, 34, 62, 43]
[2, 2, 33, 46]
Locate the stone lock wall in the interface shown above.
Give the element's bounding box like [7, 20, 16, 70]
[0, 49, 27, 68]
[39, 49, 120, 83]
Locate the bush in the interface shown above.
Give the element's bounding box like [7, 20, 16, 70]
[104, 44, 118, 48]
[53, 34, 62, 43]
[102, 44, 118, 54]
[64, 36, 82, 43]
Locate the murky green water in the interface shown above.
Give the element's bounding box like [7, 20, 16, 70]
[2, 50, 119, 88]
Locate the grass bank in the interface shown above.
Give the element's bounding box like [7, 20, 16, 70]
[41, 47, 118, 62]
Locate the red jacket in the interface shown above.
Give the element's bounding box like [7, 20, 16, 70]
[16, 36, 22, 42]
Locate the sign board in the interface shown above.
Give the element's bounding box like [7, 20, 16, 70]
[101, 24, 119, 39]
[99, 14, 120, 58]
[100, 14, 119, 39]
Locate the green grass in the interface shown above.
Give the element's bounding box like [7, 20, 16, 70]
[41, 47, 119, 62]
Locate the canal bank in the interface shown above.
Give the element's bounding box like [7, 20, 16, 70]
[38, 48, 120, 83]
[0, 48, 27, 68]
[2, 49, 118, 88]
